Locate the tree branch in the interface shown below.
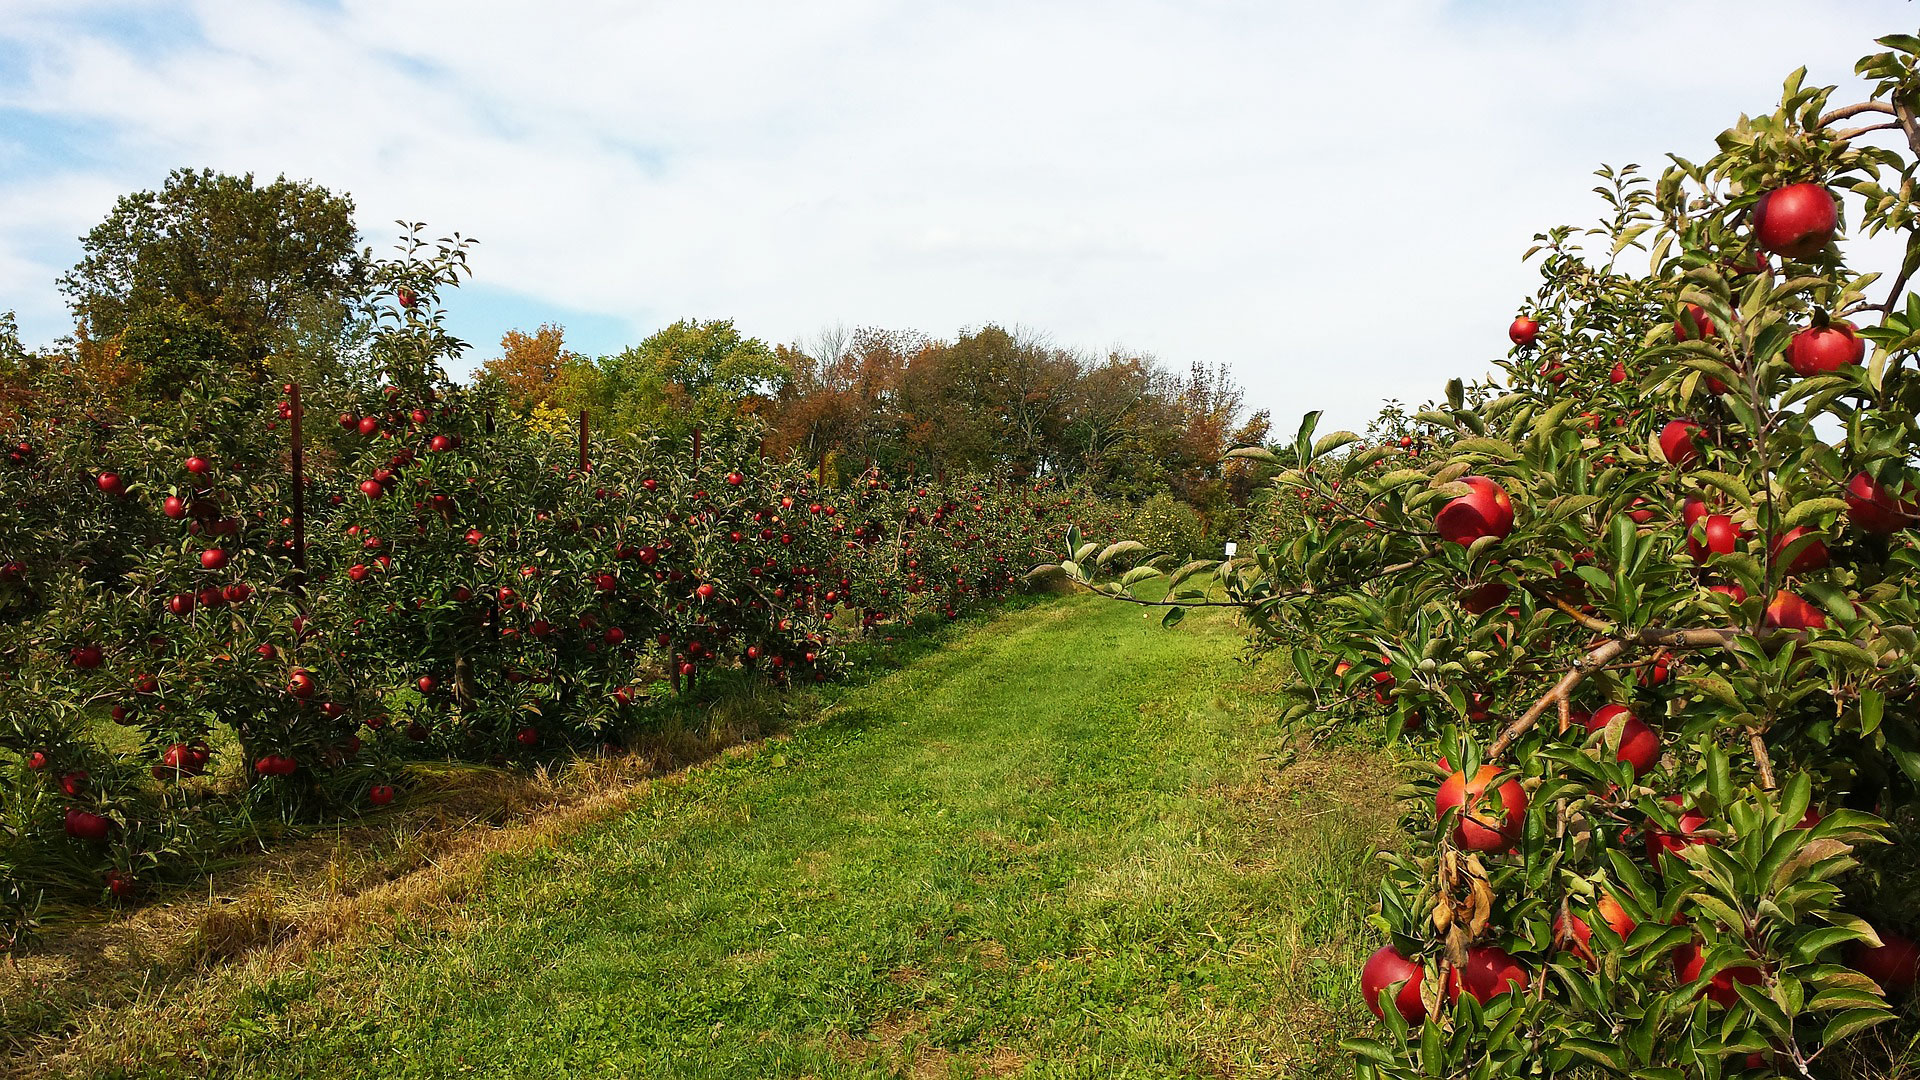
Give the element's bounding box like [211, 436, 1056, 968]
[1893, 93, 1920, 163]
[1833, 121, 1904, 141]
[1747, 726, 1777, 790]
[1816, 101, 1896, 127]
[1488, 640, 1626, 760]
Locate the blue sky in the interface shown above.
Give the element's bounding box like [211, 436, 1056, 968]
[0, 0, 1915, 430]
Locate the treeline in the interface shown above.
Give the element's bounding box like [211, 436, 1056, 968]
[477, 321, 1272, 542]
[0, 168, 1274, 543]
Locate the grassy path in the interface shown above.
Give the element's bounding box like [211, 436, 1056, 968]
[33, 595, 1398, 1079]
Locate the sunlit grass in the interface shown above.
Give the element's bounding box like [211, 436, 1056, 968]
[11, 594, 1400, 1079]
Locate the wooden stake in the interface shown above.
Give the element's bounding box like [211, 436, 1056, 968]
[289, 382, 307, 589]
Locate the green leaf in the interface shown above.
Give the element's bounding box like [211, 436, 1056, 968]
[1809, 639, 1881, 670]
[1693, 471, 1753, 509]
[1339, 1039, 1399, 1066]
[1096, 540, 1146, 567]
[1565, 1039, 1628, 1070]
[1225, 446, 1278, 462]
[1784, 498, 1850, 529]
[1166, 560, 1219, 590]
[1823, 1006, 1893, 1044]
[1293, 410, 1322, 463]
[1370, 469, 1431, 494]
[1861, 688, 1885, 737]
[1312, 431, 1360, 459]
[1686, 672, 1743, 708]
[1161, 606, 1185, 629]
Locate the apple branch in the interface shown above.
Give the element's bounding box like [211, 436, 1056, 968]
[1816, 101, 1896, 127]
[1890, 93, 1920, 160]
[1488, 639, 1626, 761]
[1832, 121, 1904, 141]
[1513, 576, 1615, 634]
[1747, 725, 1777, 790]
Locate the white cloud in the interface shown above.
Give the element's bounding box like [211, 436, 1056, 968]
[0, 0, 1913, 429]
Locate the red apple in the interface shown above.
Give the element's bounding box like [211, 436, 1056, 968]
[184, 455, 210, 475]
[1645, 796, 1714, 864]
[1753, 182, 1837, 259]
[1509, 317, 1539, 346]
[1687, 514, 1742, 564]
[1763, 590, 1827, 630]
[1584, 704, 1659, 777]
[1460, 581, 1510, 615]
[1788, 322, 1865, 375]
[1708, 581, 1748, 604]
[1849, 929, 1920, 995]
[1659, 420, 1705, 467]
[368, 784, 396, 806]
[1682, 496, 1710, 530]
[1360, 946, 1426, 1023]
[1436, 765, 1527, 851]
[1673, 941, 1763, 1006]
[200, 548, 229, 571]
[1555, 893, 1637, 964]
[1435, 476, 1515, 546]
[1447, 946, 1529, 1005]
[1846, 472, 1914, 534]
[1673, 304, 1716, 341]
[64, 808, 112, 841]
[96, 471, 126, 495]
[1771, 526, 1829, 574]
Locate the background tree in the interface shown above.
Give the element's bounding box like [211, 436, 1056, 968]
[581, 318, 788, 443]
[57, 167, 368, 373]
[474, 323, 583, 414]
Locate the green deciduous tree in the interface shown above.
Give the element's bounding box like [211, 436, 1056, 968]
[58, 167, 368, 366]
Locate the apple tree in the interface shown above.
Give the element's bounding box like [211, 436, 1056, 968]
[1044, 35, 1920, 1079]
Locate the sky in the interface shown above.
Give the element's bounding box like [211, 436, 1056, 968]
[0, 0, 1916, 432]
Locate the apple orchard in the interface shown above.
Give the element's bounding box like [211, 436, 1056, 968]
[0, 225, 1139, 938]
[1047, 33, 1920, 1080]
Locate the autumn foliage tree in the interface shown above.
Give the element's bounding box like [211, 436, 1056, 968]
[474, 322, 580, 414]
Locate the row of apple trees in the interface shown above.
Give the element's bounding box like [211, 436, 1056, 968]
[0, 231, 1130, 945]
[1041, 35, 1920, 1079]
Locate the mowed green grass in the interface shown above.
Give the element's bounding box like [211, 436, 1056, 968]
[38, 594, 1400, 1079]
